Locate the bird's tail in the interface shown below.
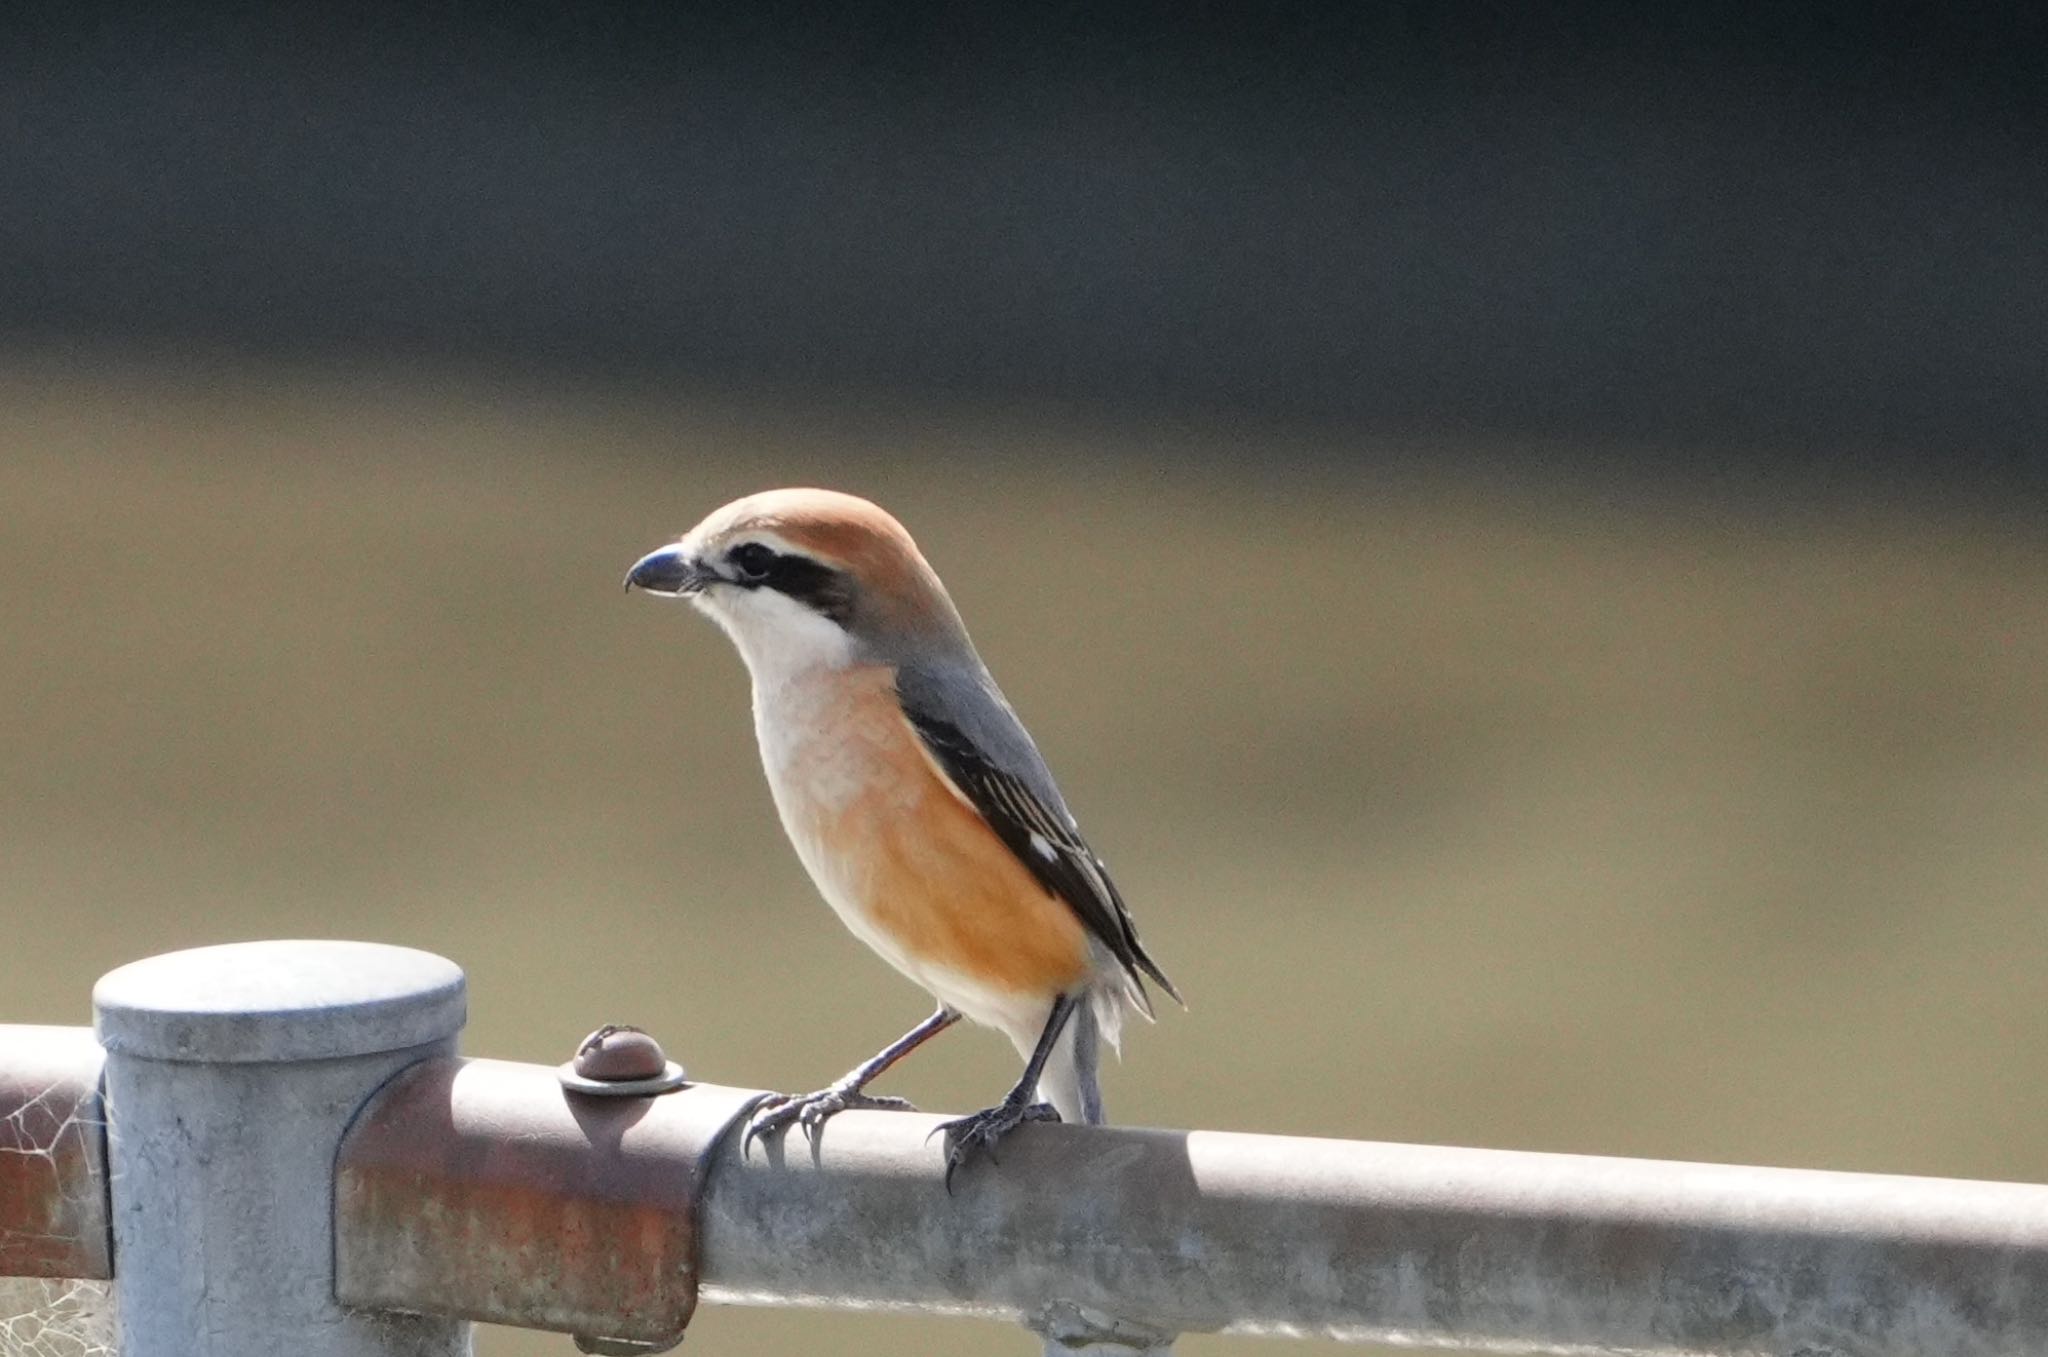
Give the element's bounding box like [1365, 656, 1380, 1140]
[1034, 996, 1108, 1126]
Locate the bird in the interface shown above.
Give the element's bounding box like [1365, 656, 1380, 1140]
[625, 488, 1177, 1182]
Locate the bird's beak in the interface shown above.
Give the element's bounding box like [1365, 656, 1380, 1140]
[623, 544, 707, 596]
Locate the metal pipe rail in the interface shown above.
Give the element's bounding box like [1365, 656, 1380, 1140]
[333, 1055, 2048, 1356]
[7, 943, 2048, 1356]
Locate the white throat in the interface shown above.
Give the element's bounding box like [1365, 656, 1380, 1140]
[693, 585, 857, 692]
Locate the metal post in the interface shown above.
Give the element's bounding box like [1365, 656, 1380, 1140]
[94, 940, 470, 1357]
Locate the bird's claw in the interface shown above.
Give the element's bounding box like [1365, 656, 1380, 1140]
[932, 1099, 1060, 1190]
[743, 1085, 918, 1153]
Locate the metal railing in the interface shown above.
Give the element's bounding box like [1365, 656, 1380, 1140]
[5, 940, 2048, 1356]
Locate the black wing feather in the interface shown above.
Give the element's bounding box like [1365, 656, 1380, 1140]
[901, 704, 1181, 1012]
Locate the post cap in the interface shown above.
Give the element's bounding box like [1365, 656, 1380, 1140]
[94, 940, 466, 1063]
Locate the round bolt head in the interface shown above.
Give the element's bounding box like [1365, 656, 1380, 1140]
[558, 1024, 689, 1097]
[574, 1025, 668, 1081]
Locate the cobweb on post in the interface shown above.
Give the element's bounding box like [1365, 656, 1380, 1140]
[1, 1035, 117, 1357]
[0, 1278, 114, 1357]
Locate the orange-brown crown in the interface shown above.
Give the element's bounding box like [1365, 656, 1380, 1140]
[684, 489, 969, 648]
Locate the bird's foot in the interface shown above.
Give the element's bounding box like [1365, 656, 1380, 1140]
[743, 1082, 918, 1152]
[932, 1098, 1060, 1190]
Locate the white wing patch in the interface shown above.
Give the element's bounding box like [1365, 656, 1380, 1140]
[1029, 831, 1056, 861]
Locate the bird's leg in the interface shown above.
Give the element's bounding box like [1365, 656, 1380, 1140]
[745, 1005, 960, 1149]
[933, 994, 1077, 1190]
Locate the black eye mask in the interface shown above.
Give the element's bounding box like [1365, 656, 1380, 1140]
[727, 545, 855, 625]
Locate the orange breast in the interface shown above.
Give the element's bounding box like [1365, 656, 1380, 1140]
[778, 668, 1091, 1000]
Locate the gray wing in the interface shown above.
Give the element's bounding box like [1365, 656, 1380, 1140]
[896, 661, 1180, 1012]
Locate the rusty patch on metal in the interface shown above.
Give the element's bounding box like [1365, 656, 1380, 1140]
[0, 1028, 113, 1281]
[335, 1056, 755, 1347]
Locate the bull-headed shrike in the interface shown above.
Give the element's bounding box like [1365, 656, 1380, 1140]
[626, 488, 1177, 1181]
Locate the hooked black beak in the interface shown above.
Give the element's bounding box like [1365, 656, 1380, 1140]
[623, 544, 706, 596]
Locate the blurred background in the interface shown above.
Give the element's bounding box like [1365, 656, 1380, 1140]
[4, 5, 2047, 1354]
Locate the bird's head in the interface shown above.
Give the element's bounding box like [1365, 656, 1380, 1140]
[625, 488, 971, 680]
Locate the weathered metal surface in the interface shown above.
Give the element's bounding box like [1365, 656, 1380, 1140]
[702, 1108, 2048, 1354]
[335, 1057, 761, 1348]
[0, 1026, 111, 1281]
[97, 942, 469, 1357]
[332, 1055, 2048, 1354]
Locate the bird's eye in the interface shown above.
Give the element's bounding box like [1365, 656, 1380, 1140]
[728, 542, 776, 582]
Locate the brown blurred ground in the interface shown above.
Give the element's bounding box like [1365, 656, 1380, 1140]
[4, 360, 2047, 1355]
